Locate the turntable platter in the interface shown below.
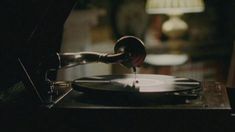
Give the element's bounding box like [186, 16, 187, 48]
[72, 74, 201, 95]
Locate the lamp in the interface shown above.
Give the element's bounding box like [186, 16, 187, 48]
[146, 0, 205, 38]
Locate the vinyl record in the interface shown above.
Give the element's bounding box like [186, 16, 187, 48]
[72, 74, 201, 95]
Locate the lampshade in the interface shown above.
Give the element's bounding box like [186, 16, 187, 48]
[146, 0, 205, 15]
[146, 0, 205, 38]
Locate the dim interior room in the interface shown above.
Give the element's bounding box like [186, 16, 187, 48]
[57, 0, 235, 83]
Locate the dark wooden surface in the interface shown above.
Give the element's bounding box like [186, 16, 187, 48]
[0, 81, 233, 132]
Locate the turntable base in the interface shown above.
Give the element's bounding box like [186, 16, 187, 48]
[51, 80, 231, 131]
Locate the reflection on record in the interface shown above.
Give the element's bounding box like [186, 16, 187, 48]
[72, 74, 201, 95]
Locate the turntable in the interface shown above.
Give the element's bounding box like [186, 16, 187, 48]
[19, 35, 205, 107]
[23, 34, 224, 110]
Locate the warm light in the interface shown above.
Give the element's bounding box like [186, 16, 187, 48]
[162, 15, 188, 38]
[146, 0, 205, 15]
[144, 54, 188, 66]
[146, 0, 205, 38]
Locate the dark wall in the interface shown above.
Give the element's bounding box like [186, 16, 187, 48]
[0, 0, 76, 90]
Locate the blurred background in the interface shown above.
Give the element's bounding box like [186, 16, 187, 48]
[57, 0, 235, 83]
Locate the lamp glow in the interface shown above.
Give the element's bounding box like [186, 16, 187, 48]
[146, 0, 205, 38]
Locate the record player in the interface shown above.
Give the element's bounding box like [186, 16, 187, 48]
[19, 33, 205, 108]
[1, 0, 233, 131]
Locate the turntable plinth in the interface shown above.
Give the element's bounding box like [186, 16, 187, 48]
[49, 81, 231, 131]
